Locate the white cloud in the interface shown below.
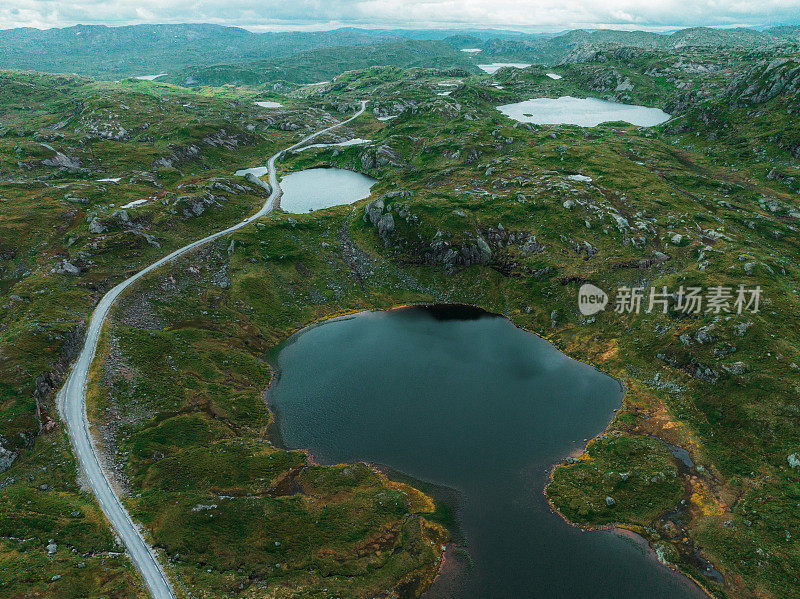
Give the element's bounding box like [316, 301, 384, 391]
[0, 0, 798, 31]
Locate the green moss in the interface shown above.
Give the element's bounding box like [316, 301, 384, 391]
[547, 434, 683, 526]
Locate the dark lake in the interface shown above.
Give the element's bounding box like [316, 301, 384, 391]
[268, 305, 706, 598]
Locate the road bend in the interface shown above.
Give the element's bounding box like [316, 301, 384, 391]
[56, 101, 368, 599]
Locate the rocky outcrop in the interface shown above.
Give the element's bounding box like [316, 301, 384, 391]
[202, 129, 245, 150]
[154, 144, 201, 169]
[31, 323, 86, 439]
[53, 259, 81, 275]
[245, 172, 272, 194]
[359, 144, 405, 170]
[86, 122, 128, 141]
[89, 217, 107, 234]
[363, 194, 539, 274]
[364, 196, 398, 240]
[424, 232, 493, 270]
[178, 193, 223, 218]
[0, 443, 16, 473]
[722, 361, 748, 376]
[725, 58, 800, 107]
[692, 363, 719, 384]
[39, 144, 82, 171]
[42, 152, 81, 170]
[87, 209, 142, 236]
[372, 99, 420, 119]
[767, 167, 798, 191]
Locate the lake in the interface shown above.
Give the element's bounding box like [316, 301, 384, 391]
[233, 166, 269, 178]
[134, 73, 166, 81]
[268, 306, 707, 599]
[298, 138, 371, 151]
[497, 96, 671, 127]
[478, 63, 532, 74]
[278, 167, 376, 213]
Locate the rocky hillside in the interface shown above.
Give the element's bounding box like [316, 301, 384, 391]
[663, 52, 800, 165]
[452, 26, 800, 65]
[3, 23, 798, 82]
[725, 57, 800, 106]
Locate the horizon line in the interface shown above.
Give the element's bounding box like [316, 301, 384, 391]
[1, 20, 798, 34]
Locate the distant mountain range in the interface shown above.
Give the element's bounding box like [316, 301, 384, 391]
[1, 23, 798, 83]
[0, 24, 400, 78]
[161, 39, 479, 87]
[467, 26, 800, 64]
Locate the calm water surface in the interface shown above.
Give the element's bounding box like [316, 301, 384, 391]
[279, 167, 376, 213]
[269, 306, 706, 599]
[478, 63, 532, 74]
[498, 96, 671, 127]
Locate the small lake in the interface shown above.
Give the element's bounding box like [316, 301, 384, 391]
[255, 101, 283, 108]
[497, 96, 671, 127]
[233, 166, 269, 178]
[268, 306, 706, 599]
[278, 167, 376, 213]
[478, 63, 532, 74]
[299, 138, 371, 151]
[134, 73, 166, 81]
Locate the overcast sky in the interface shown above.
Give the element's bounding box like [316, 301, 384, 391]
[2, 0, 799, 31]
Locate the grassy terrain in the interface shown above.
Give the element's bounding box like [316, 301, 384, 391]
[0, 432, 145, 598]
[1, 43, 799, 598]
[0, 72, 372, 598]
[89, 214, 449, 597]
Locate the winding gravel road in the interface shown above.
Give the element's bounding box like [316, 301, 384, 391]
[56, 101, 368, 599]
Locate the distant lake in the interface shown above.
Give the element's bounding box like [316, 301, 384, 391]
[478, 63, 532, 74]
[278, 167, 376, 213]
[133, 73, 166, 81]
[254, 101, 283, 108]
[233, 166, 269, 178]
[298, 138, 371, 151]
[268, 306, 707, 599]
[497, 96, 671, 127]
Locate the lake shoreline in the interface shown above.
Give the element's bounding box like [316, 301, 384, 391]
[275, 166, 376, 213]
[262, 325, 449, 598]
[262, 301, 710, 598]
[496, 95, 671, 127]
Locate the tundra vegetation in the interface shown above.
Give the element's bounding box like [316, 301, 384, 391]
[1, 31, 799, 599]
